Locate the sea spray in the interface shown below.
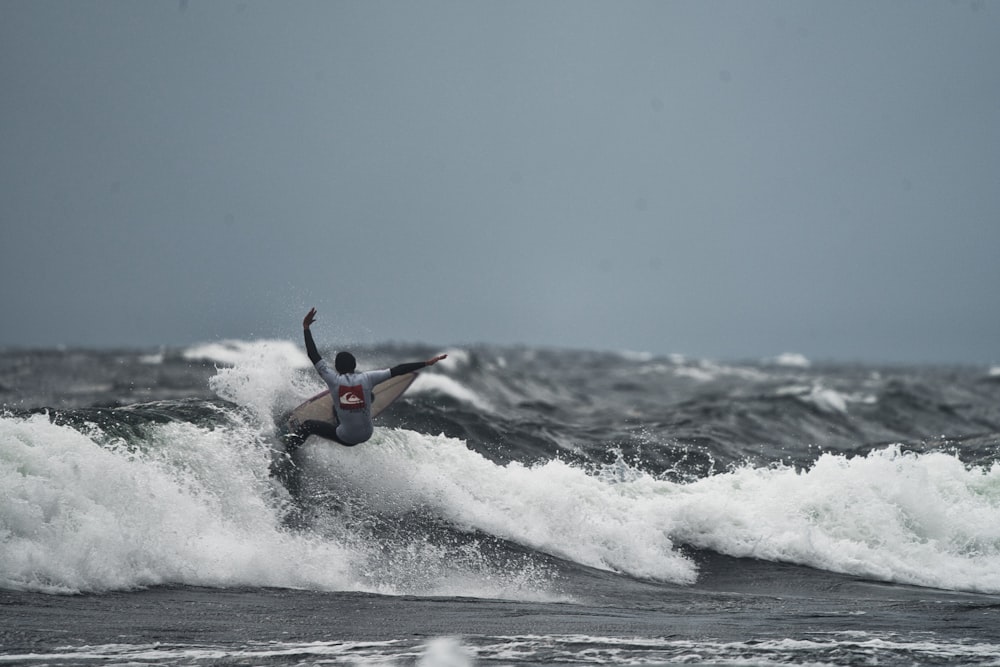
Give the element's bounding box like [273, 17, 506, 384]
[0, 413, 356, 593]
[0, 411, 568, 600]
[205, 339, 316, 427]
[300, 429, 699, 584]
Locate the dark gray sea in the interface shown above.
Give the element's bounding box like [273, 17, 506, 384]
[3, 341, 1000, 666]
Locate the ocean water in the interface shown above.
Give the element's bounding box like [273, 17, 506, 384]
[2, 341, 1000, 666]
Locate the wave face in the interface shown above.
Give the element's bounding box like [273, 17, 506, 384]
[2, 343, 1000, 596]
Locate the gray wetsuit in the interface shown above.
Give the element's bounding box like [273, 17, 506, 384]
[314, 359, 391, 445]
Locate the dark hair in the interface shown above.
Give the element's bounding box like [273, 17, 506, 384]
[334, 351, 356, 374]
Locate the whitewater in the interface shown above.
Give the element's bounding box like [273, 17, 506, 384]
[2, 340, 1000, 665]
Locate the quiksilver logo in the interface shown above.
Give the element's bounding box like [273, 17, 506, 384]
[339, 385, 366, 410]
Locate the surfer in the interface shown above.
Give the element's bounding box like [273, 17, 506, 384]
[285, 307, 447, 449]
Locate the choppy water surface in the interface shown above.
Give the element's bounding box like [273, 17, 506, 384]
[3, 342, 1000, 665]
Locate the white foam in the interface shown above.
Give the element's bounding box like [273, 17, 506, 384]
[671, 366, 717, 382]
[302, 430, 698, 585]
[473, 633, 1000, 665]
[616, 349, 654, 363]
[6, 404, 999, 595]
[670, 360, 770, 383]
[409, 373, 492, 411]
[661, 446, 1000, 592]
[0, 412, 562, 600]
[776, 383, 876, 414]
[767, 352, 812, 368]
[301, 433, 1000, 593]
[3, 637, 477, 666]
[0, 414, 354, 594]
[138, 351, 164, 365]
[208, 344, 318, 426]
[183, 339, 311, 369]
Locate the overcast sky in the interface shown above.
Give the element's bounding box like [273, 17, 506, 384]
[2, 0, 998, 363]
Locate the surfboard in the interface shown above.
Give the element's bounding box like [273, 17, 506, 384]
[285, 371, 418, 433]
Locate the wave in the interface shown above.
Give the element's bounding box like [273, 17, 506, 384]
[774, 382, 877, 415]
[4, 401, 1000, 596]
[666, 446, 1000, 592]
[410, 373, 493, 411]
[0, 411, 561, 600]
[4, 344, 1000, 598]
[1, 411, 332, 593]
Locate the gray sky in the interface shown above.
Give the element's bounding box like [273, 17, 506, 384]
[2, 0, 998, 363]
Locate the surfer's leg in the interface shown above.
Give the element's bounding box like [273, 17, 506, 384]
[284, 419, 356, 448]
[283, 420, 332, 451]
[298, 419, 355, 445]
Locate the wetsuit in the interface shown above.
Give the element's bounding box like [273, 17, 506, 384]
[292, 327, 426, 446]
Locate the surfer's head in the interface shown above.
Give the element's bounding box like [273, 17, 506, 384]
[334, 351, 357, 374]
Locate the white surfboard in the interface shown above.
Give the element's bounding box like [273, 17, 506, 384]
[285, 372, 418, 433]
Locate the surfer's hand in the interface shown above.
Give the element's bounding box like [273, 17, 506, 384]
[426, 354, 447, 366]
[303, 308, 317, 329]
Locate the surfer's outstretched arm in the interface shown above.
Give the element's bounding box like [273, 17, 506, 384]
[389, 354, 448, 377]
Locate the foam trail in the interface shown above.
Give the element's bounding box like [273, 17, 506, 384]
[302, 430, 698, 584]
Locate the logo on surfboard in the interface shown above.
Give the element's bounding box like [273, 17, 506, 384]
[338, 385, 367, 410]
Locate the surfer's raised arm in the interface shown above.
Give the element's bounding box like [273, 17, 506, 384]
[302, 307, 321, 365]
